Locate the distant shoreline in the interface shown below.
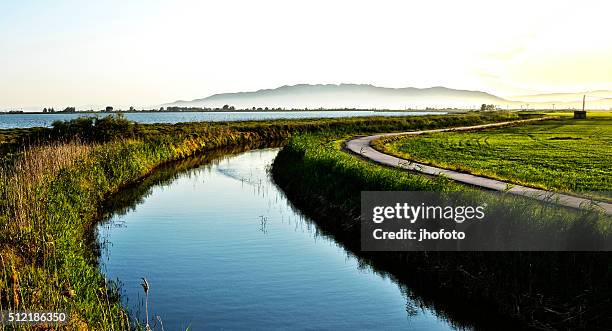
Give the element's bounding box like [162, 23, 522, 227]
[0, 109, 462, 115]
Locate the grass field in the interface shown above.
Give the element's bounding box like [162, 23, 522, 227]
[543, 110, 612, 118]
[378, 114, 612, 201]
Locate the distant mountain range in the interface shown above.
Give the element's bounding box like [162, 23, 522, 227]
[164, 84, 612, 110]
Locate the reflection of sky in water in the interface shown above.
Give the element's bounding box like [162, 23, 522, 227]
[98, 148, 456, 330]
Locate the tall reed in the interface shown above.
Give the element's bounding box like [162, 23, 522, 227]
[1, 141, 93, 230]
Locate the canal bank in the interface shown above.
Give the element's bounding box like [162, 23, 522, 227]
[270, 133, 611, 329]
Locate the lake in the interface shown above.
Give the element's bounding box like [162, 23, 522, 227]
[0, 111, 445, 129]
[97, 148, 457, 330]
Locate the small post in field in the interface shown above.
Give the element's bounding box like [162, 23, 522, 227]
[574, 95, 587, 119]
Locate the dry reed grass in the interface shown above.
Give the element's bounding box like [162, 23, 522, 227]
[0, 141, 93, 230]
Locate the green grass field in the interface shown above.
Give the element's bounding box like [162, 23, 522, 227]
[379, 114, 612, 201]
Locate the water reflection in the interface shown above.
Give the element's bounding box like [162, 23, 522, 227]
[97, 147, 457, 330]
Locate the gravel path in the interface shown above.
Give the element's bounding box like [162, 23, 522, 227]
[344, 119, 612, 216]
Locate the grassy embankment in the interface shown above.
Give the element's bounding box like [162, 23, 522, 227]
[375, 113, 612, 202]
[271, 131, 611, 329]
[0, 112, 518, 329]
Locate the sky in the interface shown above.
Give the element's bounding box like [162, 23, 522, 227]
[1, 0, 611, 109]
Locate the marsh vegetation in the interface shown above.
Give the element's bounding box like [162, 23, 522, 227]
[0, 112, 517, 328]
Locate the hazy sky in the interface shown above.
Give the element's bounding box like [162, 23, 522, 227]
[1, 0, 611, 109]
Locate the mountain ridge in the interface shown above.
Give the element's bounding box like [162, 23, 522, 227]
[166, 84, 508, 109]
[164, 84, 612, 110]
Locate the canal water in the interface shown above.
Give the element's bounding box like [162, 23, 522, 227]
[97, 148, 457, 330]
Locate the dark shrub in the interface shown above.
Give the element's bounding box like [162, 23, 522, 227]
[51, 114, 136, 142]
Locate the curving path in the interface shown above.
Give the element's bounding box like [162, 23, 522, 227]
[344, 118, 612, 216]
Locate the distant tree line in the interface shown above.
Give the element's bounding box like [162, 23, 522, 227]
[42, 107, 76, 113]
[14, 104, 503, 114]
